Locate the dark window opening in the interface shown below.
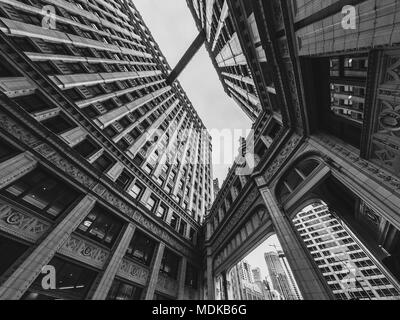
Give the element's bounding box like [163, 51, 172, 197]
[160, 249, 179, 279]
[77, 205, 124, 248]
[126, 230, 156, 266]
[2, 167, 81, 218]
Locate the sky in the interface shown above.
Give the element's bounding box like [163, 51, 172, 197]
[134, 0, 252, 183]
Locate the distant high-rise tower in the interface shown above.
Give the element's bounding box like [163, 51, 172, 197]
[277, 251, 302, 300]
[264, 252, 298, 300]
[293, 202, 400, 300]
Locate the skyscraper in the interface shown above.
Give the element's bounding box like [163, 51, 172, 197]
[293, 202, 400, 300]
[187, 0, 266, 121]
[277, 251, 302, 300]
[264, 251, 298, 300]
[0, 0, 211, 300]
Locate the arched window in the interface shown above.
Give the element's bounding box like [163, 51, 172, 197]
[277, 159, 320, 202]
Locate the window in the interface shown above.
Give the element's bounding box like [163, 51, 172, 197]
[160, 249, 179, 279]
[189, 228, 196, 243]
[0, 235, 28, 277]
[130, 183, 144, 199]
[13, 94, 51, 113]
[92, 153, 115, 173]
[22, 257, 97, 300]
[178, 220, 187, 236]
[41, 114, 76, 135]
[0, 139, 18, 163]
[3, 168, 81, 218]
[185, 264, 198, 289]
[126, 230, 156, 266]
[77, 206, 124, 247]
[146, 196, 158, 212]
[156, 204, 167, 220]
[115, 170, 132, 190]
[169, 213, 179, 230]
[106, 280, 143, 300]
[73, 139, 99, 159]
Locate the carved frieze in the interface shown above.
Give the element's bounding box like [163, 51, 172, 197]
[117, 258, 149, 286]
[58, 234, 110, 269]
[0, 199, 51, 243]
[264, 134, 302, 182]
[367, 52, 400, 177]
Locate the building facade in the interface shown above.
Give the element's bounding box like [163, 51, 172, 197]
[277, 250, 302, 300]
[0, 0, 212, 300]
[264, 251, 298, 300]
[189, 0, 400, 301]
[294, 202, 400, 300]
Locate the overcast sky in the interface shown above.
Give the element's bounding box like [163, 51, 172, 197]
[134, 0, 252, 184]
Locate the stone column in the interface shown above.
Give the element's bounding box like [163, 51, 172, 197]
[90, 223, 136, 300]
[258, 187, 333, 300]
[0, 195, 97, 300]
[143, 242, 165, 300]
[0, 152, 37, 190]
[221, 270, 228, 300]
[177, 256, 187, 300]
[205, 247, 215, 300]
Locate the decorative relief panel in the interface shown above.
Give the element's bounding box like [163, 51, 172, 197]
[264, 134, 302, 182]
[370, 53, 400, 177]
[213, 206, 270, 269]
[317, 134, 400, 191]
[117, 258, 149, 286]
[212, 186, 261, 252]
[58, 234, 109, 269]
[156, 272, 178, 297]
[0, 199, 51, 243]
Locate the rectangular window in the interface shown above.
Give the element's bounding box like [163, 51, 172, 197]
[77, 206, 124, 247]
[178, 220, 187, 236]
[169, 213, 179, 230]
[0, 139, 18, 163]
[2, 168, 81, 218]
[185, 264, 198, 289]
[126, 230, 156, 266]
[146, 196, 157, 212]
[0, 235, 28, 277]
[115, 170, 132, 190]
[73, 139, 99, 159]
[130, 183, 144, 199]
[156, 204, 167, 220]
[160, 249, 179, 279]
[92, 153, 115, 173]
[41, 114, 76, 135]
[106, 280, 143, 300]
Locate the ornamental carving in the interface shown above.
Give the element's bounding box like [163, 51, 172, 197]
[370, 53, 400, 176]
[212, 186, 262, 252]
[58, 234, 109, 269]
[117, 258, 149, 286]
[264, 134, 302, 182]
[317, 135, 400, 190]
[0, 200, 51, 243]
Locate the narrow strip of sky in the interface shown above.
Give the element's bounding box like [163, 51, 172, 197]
[134, 0, 252, 183]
